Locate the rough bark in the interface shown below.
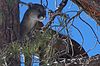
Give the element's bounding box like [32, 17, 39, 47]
[0, 0, 20, 48]
[72, 0, 100, 25]
[0, 0, 20, 66]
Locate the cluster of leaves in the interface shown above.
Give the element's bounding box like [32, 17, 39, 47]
[0, 41, 20, 66]
[0, 28, 57, 66]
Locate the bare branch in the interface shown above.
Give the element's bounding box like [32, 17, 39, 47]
[44, 0, 68, 30]
[72, 0, 100, 25]
[55, 0, 68, 12]
[19, 1, 29, 6]
[44, 12, 63, 30]
[45, 0, 48, 8]
[40, 0, 42, 5]
[72, 24, 84, 49]
[66, 10, 83, 26]
[79, 15, 100, 44]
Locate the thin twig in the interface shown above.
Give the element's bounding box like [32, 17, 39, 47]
[66, 10, 83, 26]
[69, 38, 74, 56]
[44, 13, 63, 30]
[79, 15, 100, 44]
[55, 0, 68, 12]
[40, 0, 42, 5]
[65, 10, 79, 13]
[55, 0, 58, 9]
[44, 0, 68, 30]
[86, 42, 98, 54]
[45, 0, 48, 8]
[19, 1, 28, 6]
[72, 24, 84, 50]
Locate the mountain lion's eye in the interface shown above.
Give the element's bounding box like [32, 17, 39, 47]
[39, 16, 44, 20]
[38, 14, 45, 20]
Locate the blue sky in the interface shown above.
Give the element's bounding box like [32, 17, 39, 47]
[19, 0, 100, 65]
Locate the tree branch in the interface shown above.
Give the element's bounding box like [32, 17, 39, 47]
[43, 0, 68, 30]
[72, 0, 100, 25]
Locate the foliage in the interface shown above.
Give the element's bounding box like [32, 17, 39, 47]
[0, 0, 100, 66]
[0, 28, 57, 66]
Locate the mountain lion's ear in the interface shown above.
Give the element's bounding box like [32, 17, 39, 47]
[28, 3, 46, 18]
[28, 3, 34, 8]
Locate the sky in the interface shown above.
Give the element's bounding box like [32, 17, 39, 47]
[19, 0, 100, 66]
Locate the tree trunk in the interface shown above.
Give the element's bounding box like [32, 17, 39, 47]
[72, 0, 100, 25]
[0, 0, 20, 66]
[0, 0, 20, 48]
